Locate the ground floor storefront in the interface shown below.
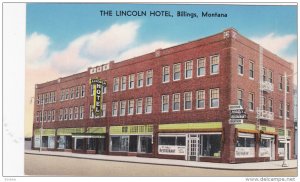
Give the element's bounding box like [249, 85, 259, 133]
[32, 122, 294, 163]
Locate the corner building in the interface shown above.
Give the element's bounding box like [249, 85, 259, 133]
[32, 28, 295, 163]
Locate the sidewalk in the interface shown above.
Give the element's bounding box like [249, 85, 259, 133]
[25, 150, 297, 170]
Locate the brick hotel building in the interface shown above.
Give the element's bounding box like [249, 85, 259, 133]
[32, 28, 295, 163]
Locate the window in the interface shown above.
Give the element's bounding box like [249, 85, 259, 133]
[172, 93, 180, 111]
[279, 75, 283, 90]
[102, 83, 107, 94]
[43, 111, 47, 122]
[59, 109, 63, 121]
[121, 76, 126, 91]
[162, 66, 170, 83]
[49, 92, 53, 103]
[287, 79, 290, 92]
[39, 112, 42, 122]
[87, 138, 96, 150]
[37, 95, 41, 105]
[159, 136, 186, 146]
[111, 136, 129, 152]
[210, 55, 219, 75]
[45, 93, 49, 104]
[197, 58, 205, 77]
[64, 108, 68, 120]
[76, 86, 80, 98]
[65, 89, 69, 100]
[60, 90, 64, 101]
[196, 90, 205, 109]
[113, 77, 119, 92]
[139, 136, 152, 153]
[248, 93, 254, 111]
[184, 92, 192, 110]
[51, 110, 55, 121]
[129, 74, 135, 89]
[81, 85, 85, 97]
[145, 97, 152, 114]
[237, 89, 243, 106]
[279, 102, 283, 118]
[79, 106, 84, 119]
[236, 135, 255, 148]
[146, 70, 153, 86]
[90, 85, 94, 96]
[69, 108, 73, 120]
[162, 95, 169, 112]
[185, 60, 193, 79]
[120, 101, 126, 116]
[70, 88, 74, 99]
[137, 72, 144, 88]
[200, 135, 221, 157]
[74, 107, 79, 120]
[249, 61, 254, 79]
[238, 56, 244, 75]
[173, 63, 181, 81]
[136, 98, 143, 114]
[128, 100, 134, 115]
[112, 102, 118, 116]
[262, 97, 266, 110]
[101, 103, 106, 118]
[287, 103, 290, 118]
[47, 111, 51, 122]
[263, 68, 267, 82]
[210, 89, 219, 108]
[268, 70, 273, 83]
[36, 112, 40, 122]
[268, 99, 273, 112]
[89, 105, 94, 118]
[75, 138, 84, 150]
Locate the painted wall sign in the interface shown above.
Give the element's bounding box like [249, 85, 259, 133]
[158, 145, 186, 155]
[259, 147, 271, 157]
[90, 78, 106, 116]
[235, 147, 255, 158]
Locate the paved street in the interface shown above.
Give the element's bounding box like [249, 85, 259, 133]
[25, 154, 297, 177]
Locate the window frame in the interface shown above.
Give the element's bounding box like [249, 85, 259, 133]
[184, 92, 192, 110]
[210, 55, 220, 75]
[162, 66, 170, 83]
[210, 88, 220, 108]
[196, 90, 205, 109]
[172, 93, 180, 112]
[161, 95, 169, 113]
[197, 57, 206, 77]
[185, 60, 193, 79]
[173, 63, 181, 81]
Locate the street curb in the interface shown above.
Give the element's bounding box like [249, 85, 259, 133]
[25, 152, 297, 171]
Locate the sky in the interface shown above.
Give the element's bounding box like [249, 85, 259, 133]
[25, 3, 297, 137]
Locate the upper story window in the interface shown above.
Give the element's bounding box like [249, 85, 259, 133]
[238, 56, 244, 75]
[172, 93, 180, 111]
[210, 88, 219, 108]
[65, 89, 69, 100]
[79, 106, 84, 119]
[69, 107, 73, 120]
[89, 105, 94, 119]
[279, 75, 283, 90]
[51, 110, 55, 121]
[146, 70, 153, 86]
[64, 108, 68, 120]
[47, 111, 51, 122]
[81, 85, 85, 97]
[129, 74, 135, 89]
[268, 70, 273, 83]
[145, 97, 152, 114]
[70, 88, 74, 99]
[162, 66, 170, 83]
[210, 55, 219, 75]
[74, 107, 79, 120]
[263, 68, 267, 82]
[287, 79, 290, 92]
[113, 77, 119, 92]
[197, 58, 205, 77]
[101, 103, 106, 118]
[196, 90, 205, 109]
[268, 99, 273, 112]
[59, 109, 63, 121]
[137, 72, 144, 88]
[128, 99, 134, 115]
[279, 101, 283, 118]
[287, 103, 290, 118]
[173, 63, 181, 81]
[185, 60, 193, 79]
[162, 95, 169, 112]
[112, 102, 118, 116]
[75, 86, 80, 98]
[136, 98, 143, 114]
[248, 93, 254, 111]
[121, 76, 127, 91]
[249, 61, 254, 79]
[102, 83, 107, 94]
[184, 92, 192, 110]
[120, 100, 126, 116]
[237, 89, 243, 106]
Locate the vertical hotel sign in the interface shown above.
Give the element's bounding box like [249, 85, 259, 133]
[90, 78, 106, 116]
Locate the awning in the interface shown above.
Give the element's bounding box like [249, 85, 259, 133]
[72, 133, 105, 138]
[34, 129, 55, 136]
[57, 128, 84, 136]
[158, 122, 222, 132]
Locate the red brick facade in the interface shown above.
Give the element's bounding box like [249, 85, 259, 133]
[32, 28, 294, 163]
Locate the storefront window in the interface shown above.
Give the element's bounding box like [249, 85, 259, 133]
[236, 137, 255, 147]
[58, 136, 66, 149]
[158, 135, 186, 155]
[65, 136, 72, 149]
[139, 136, 152, 153]
[260, 139, 270, 148]
[75, 138, 84, 150]
[87, 138, 96, 150]
[201, 135, 221, 157]
[159, 137, 176, 145]
[111, 136, 129, 152]
[235, 133, 255, 158]
[42, 136, 48, 147]
[48, 136, 56, 148]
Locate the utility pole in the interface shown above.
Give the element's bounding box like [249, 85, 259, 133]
[282, 72, 288, 167]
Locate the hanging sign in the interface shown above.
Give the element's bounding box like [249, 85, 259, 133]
[90, 78, 107, 116]
[229, 105, 247, 124]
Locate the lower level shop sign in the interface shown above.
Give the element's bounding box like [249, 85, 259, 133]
[158, 145, 186, 155]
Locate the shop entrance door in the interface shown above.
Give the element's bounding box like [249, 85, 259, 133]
[270, 139, 275, 160]
[188, 135, 199, 161]
[96, 138, 105, 154]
